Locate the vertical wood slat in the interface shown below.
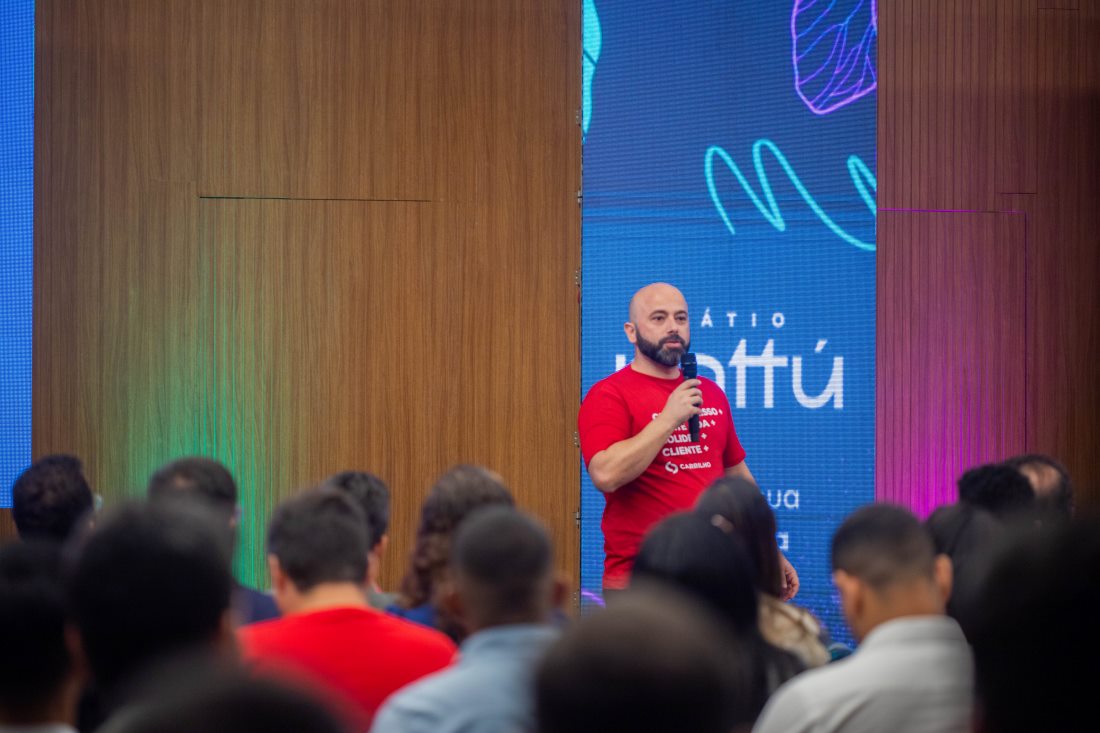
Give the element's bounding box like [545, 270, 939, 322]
[877, 212, 1028, 513]
[1026, 7, 1100, 511]
[879, 0, 997, 211]
[995, 0, 1039, 193]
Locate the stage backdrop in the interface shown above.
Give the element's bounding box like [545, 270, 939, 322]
[0, 0, 34, 508]
[580, 0, 876, 643]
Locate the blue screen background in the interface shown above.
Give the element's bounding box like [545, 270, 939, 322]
[580, 0, 876, 645]
[0, 0, 34, 507]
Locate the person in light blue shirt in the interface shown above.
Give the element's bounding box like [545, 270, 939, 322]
[372, 507, 564, 733]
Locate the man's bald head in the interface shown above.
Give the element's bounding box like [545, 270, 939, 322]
[625, 283, 691, 370]
[628, 283, 687, 322]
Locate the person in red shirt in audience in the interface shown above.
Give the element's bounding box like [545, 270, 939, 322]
[239, 488, 456, 730]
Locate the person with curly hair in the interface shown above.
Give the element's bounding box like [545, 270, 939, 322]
[388, 465, 514, 641]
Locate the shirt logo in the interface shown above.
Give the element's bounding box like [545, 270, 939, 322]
[664, 462, 680, 475]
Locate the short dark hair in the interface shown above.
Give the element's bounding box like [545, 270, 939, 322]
[12, 454, 95, 543]
[266, 489, 368, 592]
[103, 665, 349, 733]
[832, 504, 935, 589]
[147, 457, 238, 521]
[323, 471, 390, 551]
[957, 463, 1035, 518]
[399, 465, 514, 608]
[66, 501, 233, 691]
[695, 477, 783, 597]
[451, 506, 552, 625]
[0, 542, 71, 719]
[971, 520, 1100, 732]
[1004, 453, 1073, 518]
[924, 503, 1006, 638]
[535, 588, 745, 733]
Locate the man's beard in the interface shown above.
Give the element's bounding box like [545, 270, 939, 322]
[635, 331, 690, 367]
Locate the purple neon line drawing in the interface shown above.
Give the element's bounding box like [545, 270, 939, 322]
[792, 0, 878, 115]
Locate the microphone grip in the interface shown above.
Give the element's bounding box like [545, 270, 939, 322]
[680, 352, 701, 443]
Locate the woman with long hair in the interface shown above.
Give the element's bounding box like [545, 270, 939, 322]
[695, 477, 830, 668]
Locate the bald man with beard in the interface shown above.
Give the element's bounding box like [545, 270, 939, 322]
[578, 283, 797, 596]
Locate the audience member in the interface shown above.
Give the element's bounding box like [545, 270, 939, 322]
[148, 456, 279, 624]
[66, 500, 236, 730]
[536, 587, 748, 733]
[696, 477, 829, 667]
[633, 512, 804, 725]
[1005, 453, 1074, 520]
[754, 504, 971, 733]
[97, 663, 350, 733]
[0, 542, 82, 731]
[970, 520, 1100, 733]
[323, 470, 397, 610]
[373, 507, 564, 733]
[956, 462, 1035, 519]
[924, 502, 1006, 639]
[12, 454, 95, 543]
[391, 464, 514, 640]
[239, 488, 455, 731]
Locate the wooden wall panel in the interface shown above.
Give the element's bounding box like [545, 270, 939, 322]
[28, 0, 581, 590]
[880, 1, 1100, 512]
[877, 212, 1027, 512]
[196, 1, 438, 200]
[879, 0, 997, 211]
[1025, 6, 1100, 511]
[994, 0, 1039, 194]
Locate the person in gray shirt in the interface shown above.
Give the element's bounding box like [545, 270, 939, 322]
[754, 504, 972, 733]
[372, 507, 563, 733]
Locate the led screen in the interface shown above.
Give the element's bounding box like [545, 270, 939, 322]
[580, 0, 876, 644]
[0, 0, 34, 506]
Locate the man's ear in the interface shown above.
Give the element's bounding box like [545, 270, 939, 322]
[378, 533, 390, 557]
[215, 608, 239, 657]
[624, 321, 638, 344]
[268, 554, 297, 614]
[933, 553, 954, 605]
[833, 569, 864, 620]
[267, 554, 285, 592]
[439, 582, 464, 624]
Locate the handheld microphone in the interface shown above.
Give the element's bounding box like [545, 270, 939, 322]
[680, 352, 701, 443]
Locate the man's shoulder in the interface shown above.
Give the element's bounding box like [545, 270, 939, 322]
[696, 374, 728, 397]
[584, 366, 636, 397]
[377, 665, 527, 733]
[754, 662, 846, 733]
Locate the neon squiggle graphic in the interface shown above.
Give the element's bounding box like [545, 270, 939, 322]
[792, 0, 878, 115]
[582, 0, 602, 140]
[704, 139, 876, 251]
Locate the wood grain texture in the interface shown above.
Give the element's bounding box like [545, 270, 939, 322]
[1024, 6, 1100, 512]
[877, 212, 1027, 512]
[34, 0, 580, 591]
[878, 0, 997, 211]
[0, 509, 15, 544]
[879, 1, 1100, 512]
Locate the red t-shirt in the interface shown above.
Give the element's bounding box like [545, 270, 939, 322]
[578, 365, 746, 589]
[239, 606, 456, 730]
